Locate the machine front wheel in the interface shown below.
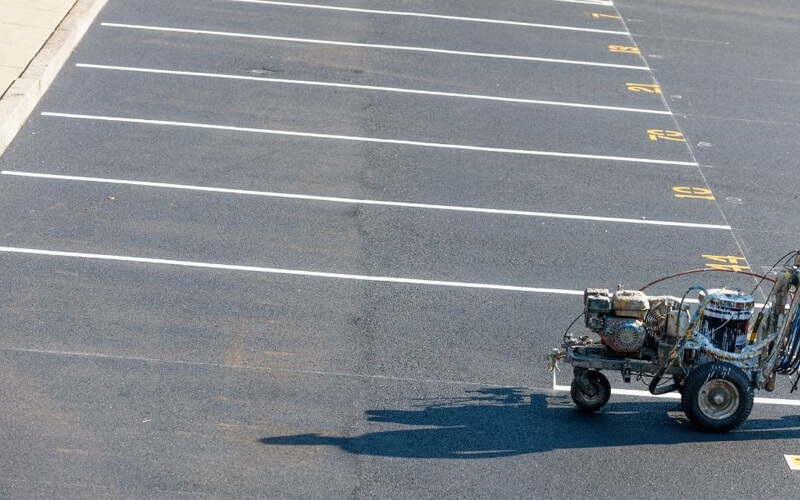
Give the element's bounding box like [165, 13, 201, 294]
[570, 370, 611, 412]
[681, 361, 754, 432]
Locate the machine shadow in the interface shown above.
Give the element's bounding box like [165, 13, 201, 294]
[261, 387, 800, 459]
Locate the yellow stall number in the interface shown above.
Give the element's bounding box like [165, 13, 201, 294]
[648, 129, 685, 142]
[673, 187, 714, 200]
[702, 255, 750, 272]
[609, 45, 640, 54]
[626, 83, 662, 94]
[592, 13, 621, 19]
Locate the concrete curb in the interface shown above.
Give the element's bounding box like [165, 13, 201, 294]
[0, 0, 109, 156]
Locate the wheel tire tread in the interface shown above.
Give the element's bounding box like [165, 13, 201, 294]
[681, 361, 754, 432]
[570, 371, 611, 413]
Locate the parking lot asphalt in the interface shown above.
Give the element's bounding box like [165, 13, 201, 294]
[1, 0, 799, 498]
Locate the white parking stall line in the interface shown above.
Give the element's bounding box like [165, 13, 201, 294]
[552, 374, 800, 407]
[0, 246, 585, 295]
[552, 384, 800, 407]
[0, 246, 770, 306]
[1, 171, 730, 230]
[40, 112, 699, 166]
[555, 0, 614, 6]
[0, 247, 770, 304]
[227, 0, 630, 36]
[101, 23, 649, 71]
[76, 64, 670, 115]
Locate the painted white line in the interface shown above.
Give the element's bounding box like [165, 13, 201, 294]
[0, 171, 730, 230]
[553, 383, 800, 407]
[554, 383, 679, 400]
[75, 63, 670, 116]
[0, 246, 768, 305]
[0, 245, 771, 305]
[40, 112, 699, 166]
[786, 455, 800, 471]
[100, 22, 649, 71]
[228, 0, 629, 36]
[0, 245, 585, 295]
[555, 0, 613, 6]
[679, 298, 771, 308]
[1, 347, 511, 388]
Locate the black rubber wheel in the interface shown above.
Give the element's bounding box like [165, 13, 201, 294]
[570, 370, 611, 412]
[681, 361, 754, 432]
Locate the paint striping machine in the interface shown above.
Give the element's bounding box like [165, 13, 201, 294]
[548, 252, 800, 432]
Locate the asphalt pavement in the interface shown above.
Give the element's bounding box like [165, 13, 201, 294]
[0, 0, 799, 498]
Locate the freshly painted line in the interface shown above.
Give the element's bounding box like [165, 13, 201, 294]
[552, 383, 800, 407]
[0, 171, 730, 230]
[555, 0, 613, 6]
[75, 63, 670, 115]
[40, 112, 699, 166]
[227, 0, 630, 36]
[0, 246, 585, 295]
[100, 22, 649, 71]
[0, 245, 770, 305]
[679, 298, 770, 308]
[1, 346, 512, 388]
[554, 382, 678, 400]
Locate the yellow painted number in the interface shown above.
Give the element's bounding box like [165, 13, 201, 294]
[626, 83, 662, 94]
[673, 187, 714, 200]
[592, 13, 621, 19]
[702, 255, 750, 272]
[609, 45, 640, 54]
[648, 129, 685, 142]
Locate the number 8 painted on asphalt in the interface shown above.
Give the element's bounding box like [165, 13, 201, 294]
[609, 45, 640, 54]
[673, 187, 714, 200]
[648, 129, 685, 142]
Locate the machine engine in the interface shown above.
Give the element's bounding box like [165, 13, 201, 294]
[584, 288, 685, 354]
[584, 287, 751, 356]
[584, 288, 648, 353]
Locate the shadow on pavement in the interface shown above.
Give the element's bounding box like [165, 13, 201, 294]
[261, 388, 800, 459]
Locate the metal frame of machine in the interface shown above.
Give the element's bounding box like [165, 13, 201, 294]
[549, 252, 800, 432]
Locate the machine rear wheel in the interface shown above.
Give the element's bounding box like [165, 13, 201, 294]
[570, 370, 611, 412]
[681, 361, 754, 432]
